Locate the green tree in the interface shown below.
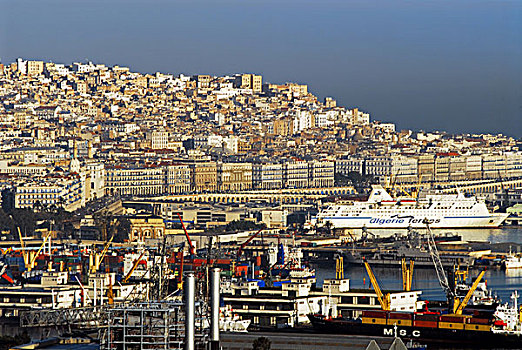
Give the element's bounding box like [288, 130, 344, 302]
[226, 220, 265, 232]
[252, 337, 271, 350]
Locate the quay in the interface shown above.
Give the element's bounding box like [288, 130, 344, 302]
[220, 331, 398, 350]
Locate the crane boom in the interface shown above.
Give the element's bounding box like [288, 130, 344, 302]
[363, 258, 390, 310]
[29, 233, 53, 270]
[92, 236, 113, 273]
[122, 252, 145, 283]
[425, 221, 454, 300]
[454, 270, 486, 315]
[177, 213, 195, 255]
[236, 228, 264, 260]
[17, 227, 29, 268]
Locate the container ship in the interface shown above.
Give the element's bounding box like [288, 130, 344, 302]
[310, 185, 508, 229]
[308, 305, 522, 348]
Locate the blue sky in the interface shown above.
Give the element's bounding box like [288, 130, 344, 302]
[1, 0, 521, 136]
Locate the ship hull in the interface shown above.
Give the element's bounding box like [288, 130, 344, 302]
[308, 315, 522, 348]
[318, 214, 508, 229]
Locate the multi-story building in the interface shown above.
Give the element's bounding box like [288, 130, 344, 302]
[335, 158, 365, 176]
[26, 60, 44, 76]
[391, 156, 418, 183]
[465, 155, 482, 179]
[105, 165, 165, 196]
[191, 162, 218, 192]
[308, 160, 335, 187]
[166, 164, 191, 194]
[365, 156, 392, 180]
[85, 162, 106, 200]
[273, 116, 294, 136]
[482, 154, 506, 179]
[434, 156, 450, 182]
[448, 156, 467, 181]
[147, 131, 169, 149]
[13, 173, 84, 211]
[417, 155, 435, 182]
[253, 163, 284, 190]
[506, 153, 522, 178]
[219, 162, 252, 192]
[235, 74, 262, 92]
[284, 161, 309, 188]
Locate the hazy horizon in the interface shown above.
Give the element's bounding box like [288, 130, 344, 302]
[1, 0, 521, 137]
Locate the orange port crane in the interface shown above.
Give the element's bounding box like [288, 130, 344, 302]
[236, 228, 264, 260]
[177, 213, 195, 256]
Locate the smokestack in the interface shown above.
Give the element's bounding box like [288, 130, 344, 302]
[210, 268, 220, 348]
[184, 272, 195, 350]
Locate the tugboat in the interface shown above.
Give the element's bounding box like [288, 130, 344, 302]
[503, 247, 522, 269]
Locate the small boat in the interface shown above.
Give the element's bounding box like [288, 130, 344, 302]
[503, 247, 522, 269]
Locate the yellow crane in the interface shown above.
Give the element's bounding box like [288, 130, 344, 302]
[122, 252, 145, 283]
[453, 270, 486, 315]
[18, 227, 52, 272]
[401, 258, 414, 292]
[90, 236, 114, 274]
[335, 256, 344, 280]
[27, 232, 53, 271]
[363, 258, 390, 311]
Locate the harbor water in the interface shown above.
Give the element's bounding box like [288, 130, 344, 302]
[314, 227, 522, 303]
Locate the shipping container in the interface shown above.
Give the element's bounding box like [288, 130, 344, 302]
[439, 322, 465, 330]
[440, 315, 466, 323]
[464, 324, 490, 332]
[414, 313, 439, 321]
[413, 320, 438, 328]
[468, 318, 490, 325]
[362, 310, 388, 318]
[388, 312, 413, 320]
[386, 319, 412, 326]
[362, 317, 387, 325]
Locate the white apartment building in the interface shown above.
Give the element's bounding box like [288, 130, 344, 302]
[14, 173, 84, 211]
[166, 164, 191, 194]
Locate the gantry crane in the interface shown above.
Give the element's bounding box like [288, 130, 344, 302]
[453, 270, 486, 315]
[401, 258, 414, 292]
[363, 258, 390, 311]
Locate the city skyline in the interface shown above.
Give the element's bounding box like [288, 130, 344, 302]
[1, 0, 521, 137]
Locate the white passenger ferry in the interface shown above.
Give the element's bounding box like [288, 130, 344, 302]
[311, 185, 508, 229]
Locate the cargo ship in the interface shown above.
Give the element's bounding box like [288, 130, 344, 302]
[310, 185, 508, 229]
[308, 297, 522, 349]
